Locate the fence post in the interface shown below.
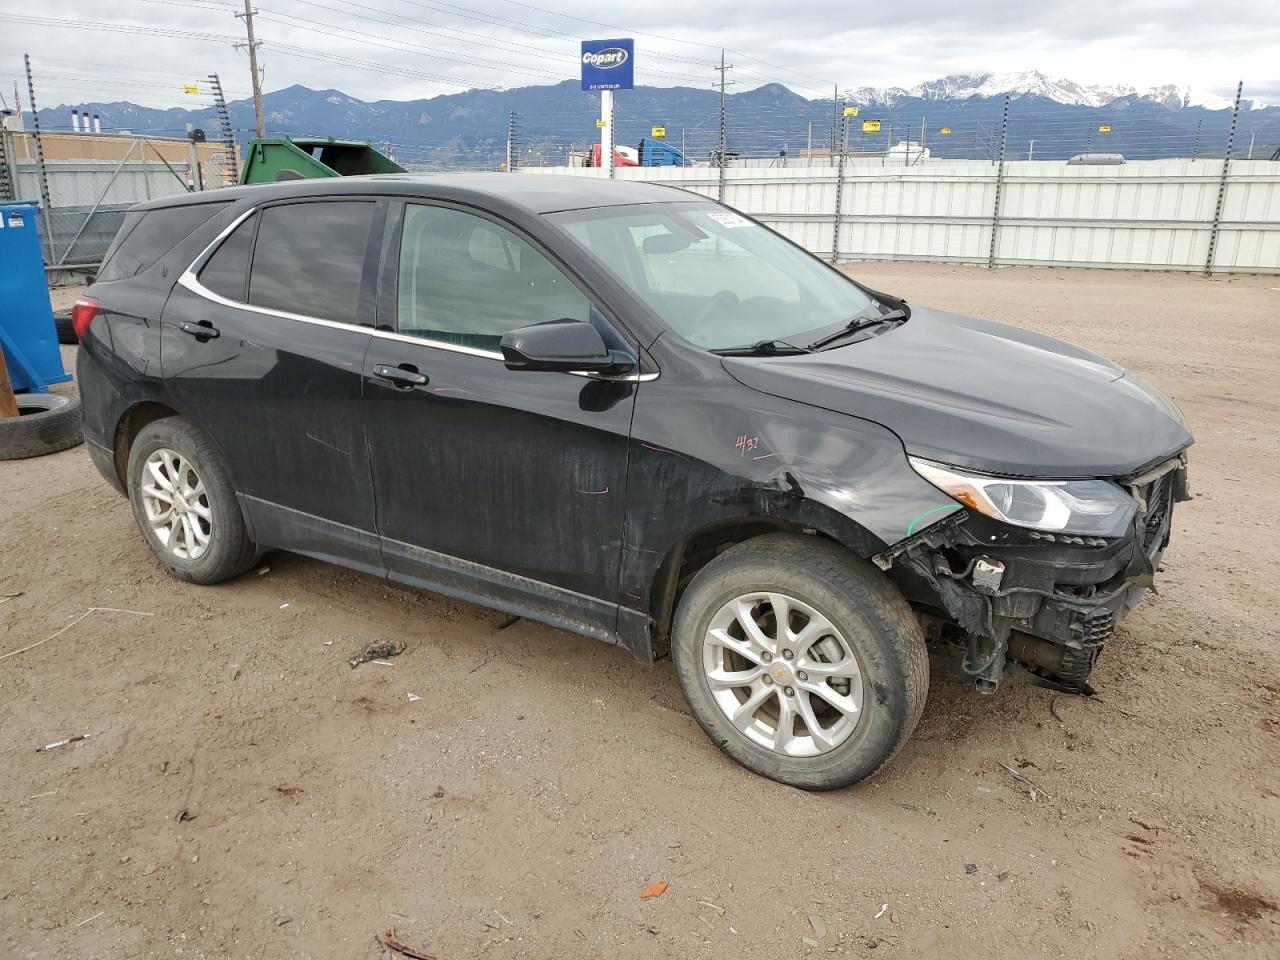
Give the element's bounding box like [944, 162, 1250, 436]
[830, 111, 848, 263]
[1205, 81, 1243, 276]
[23, 54, 57, 264]
[986, 94, 1010, 269]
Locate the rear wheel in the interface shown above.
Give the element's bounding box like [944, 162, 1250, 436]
[126, 417, 258, 584]
[672, 533, 929, 790]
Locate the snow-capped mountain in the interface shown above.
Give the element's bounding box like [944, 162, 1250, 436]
[844, 71, 1247, 110]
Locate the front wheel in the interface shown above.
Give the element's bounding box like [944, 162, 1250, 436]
[126, 417, 258, 584]
[671, 533, 929, 790]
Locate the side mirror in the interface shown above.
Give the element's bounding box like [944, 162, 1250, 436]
[500, 319, 634, 374]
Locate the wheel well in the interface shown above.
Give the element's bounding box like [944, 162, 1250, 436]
[113, 401, 180, 486]
[647, 518, 833, 659]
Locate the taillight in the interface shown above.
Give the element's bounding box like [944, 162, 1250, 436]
[71, 296, 99, 339]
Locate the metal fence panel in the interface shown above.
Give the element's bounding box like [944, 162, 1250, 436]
[519, 160, 1280, 273]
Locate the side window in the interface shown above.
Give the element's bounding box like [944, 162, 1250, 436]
[247, 201, 376, 324]
[397, 204, 590, 350]
[98, 202, 231, 282]
[198, 214, 255, 302]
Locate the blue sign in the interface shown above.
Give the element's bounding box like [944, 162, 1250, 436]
[581, 38, 634, 91]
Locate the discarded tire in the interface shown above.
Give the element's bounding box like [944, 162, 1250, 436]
[0, 393, 84, 460]
[54, 310, 79, 345]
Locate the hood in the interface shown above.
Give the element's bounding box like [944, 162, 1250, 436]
[722, 307, 1193, 478]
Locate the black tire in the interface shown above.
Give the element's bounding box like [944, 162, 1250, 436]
[54, 310, 79, 345]
[0, 393, 84, 460]
[671, 533, 929, 790]
[126, 417, 258, 584]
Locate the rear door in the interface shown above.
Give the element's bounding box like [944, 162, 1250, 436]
[161, 197, 385, 572]
[361, 200, 641, 637]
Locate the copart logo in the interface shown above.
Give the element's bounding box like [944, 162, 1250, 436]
[583, 47, 629, 69]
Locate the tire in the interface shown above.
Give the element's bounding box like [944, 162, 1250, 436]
[0, 393, 84, 460]
[54, 310, 79, 345]
[671, 533, 929, 790]
[126, 416, 258, 584]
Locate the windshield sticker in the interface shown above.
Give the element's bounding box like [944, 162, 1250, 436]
[707, 211, 750, 229]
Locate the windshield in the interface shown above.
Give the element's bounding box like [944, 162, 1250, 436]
[550, 203, 875, 350]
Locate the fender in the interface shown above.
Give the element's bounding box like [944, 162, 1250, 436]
[618, 338, 961, 660]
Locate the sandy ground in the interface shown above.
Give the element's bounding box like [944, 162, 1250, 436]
[2, 264, 1278, 960]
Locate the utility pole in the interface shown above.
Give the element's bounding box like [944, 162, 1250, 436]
[235, 0, 266, 138]
[714, 49, 733, 201]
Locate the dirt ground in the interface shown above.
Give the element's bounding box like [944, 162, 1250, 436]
[3, 264, 1278, 960]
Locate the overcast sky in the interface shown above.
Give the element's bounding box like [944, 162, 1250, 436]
[1, 0, 1278, 111]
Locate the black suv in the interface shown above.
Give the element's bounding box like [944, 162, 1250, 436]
[75, 175, 1192, 789]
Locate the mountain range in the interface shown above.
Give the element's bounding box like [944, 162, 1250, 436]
[29, 71, 1279, 167]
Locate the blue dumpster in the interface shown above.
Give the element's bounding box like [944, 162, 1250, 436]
[1, 201, 71, 393]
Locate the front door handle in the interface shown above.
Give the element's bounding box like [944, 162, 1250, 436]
[180, 320, 219, 340]
[373, 363, 428, 387]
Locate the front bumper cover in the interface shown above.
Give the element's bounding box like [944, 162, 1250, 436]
[877, 455, 1189, 690]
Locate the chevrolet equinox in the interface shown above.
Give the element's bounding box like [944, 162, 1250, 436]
[74, 175, 1192, 789]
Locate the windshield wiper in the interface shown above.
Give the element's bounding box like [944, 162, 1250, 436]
[711, 339, 813, 357]
[807, 306, 909, 351]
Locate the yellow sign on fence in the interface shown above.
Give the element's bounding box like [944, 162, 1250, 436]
[1098, 123, 1112, 133]
[862, 119, 881, 133]
[182, 84, 199, 95]
[843, 105, 859, 117]
[596, 119, 607, 128]
[940, 126, 952, 136]
[650, 125, 666, 138]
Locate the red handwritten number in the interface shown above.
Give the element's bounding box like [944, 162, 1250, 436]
[735, 435, 759, 456]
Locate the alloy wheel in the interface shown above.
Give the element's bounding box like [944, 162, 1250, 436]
[702, 592, 864, 757]
[140, 447, 213, 561]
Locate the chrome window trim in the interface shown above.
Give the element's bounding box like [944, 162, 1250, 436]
[179, 201, 660, 379]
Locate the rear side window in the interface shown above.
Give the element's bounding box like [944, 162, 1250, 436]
[98, 202, 230, 282]
[247, 201, 376, 324]
[198, 215, 256, 302]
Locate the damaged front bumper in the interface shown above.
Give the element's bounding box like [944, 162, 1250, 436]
[877, 455, 1190, 693]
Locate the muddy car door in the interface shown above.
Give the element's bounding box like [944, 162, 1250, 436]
[362, 200, 641, 640]
[161, 198, 385, 572]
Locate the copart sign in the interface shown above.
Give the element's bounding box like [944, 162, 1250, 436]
[581, 38, 635, 91]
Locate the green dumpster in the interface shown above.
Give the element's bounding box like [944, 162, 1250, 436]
[239, 137, 405, 185]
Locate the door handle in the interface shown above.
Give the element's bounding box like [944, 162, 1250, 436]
[179, 320, 220, 340]
[373, 363, 428, 387]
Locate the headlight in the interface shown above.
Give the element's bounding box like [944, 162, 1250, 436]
[909, 458, 1136, 538]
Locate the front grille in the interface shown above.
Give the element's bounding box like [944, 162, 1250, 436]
[1140, 475, 1173, 550]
